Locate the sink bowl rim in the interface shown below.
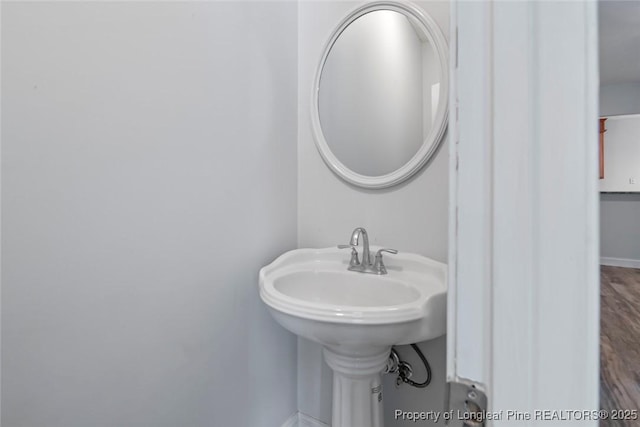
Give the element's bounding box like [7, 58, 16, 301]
[259, 247, 446, 325]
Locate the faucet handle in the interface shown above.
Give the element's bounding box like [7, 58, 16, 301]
[376, 248, 398, 256]
[338, 244, 360, 267]
[373, 248, 398, 275]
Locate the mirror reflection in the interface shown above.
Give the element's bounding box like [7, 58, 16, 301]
[318, 10, 441, 177]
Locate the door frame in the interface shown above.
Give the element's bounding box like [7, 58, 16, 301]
[448, 1, 600, 423]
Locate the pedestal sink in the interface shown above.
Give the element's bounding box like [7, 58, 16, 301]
[259, 247, 446, 427]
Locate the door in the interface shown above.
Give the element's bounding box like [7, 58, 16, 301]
[447, 2, 600, 425]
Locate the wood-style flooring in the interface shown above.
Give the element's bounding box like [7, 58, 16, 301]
[600, 266, 640, 427]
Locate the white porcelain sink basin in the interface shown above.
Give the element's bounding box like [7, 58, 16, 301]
[259, 247, 447, 348]
[273, 270, 421, 306]
[259, 246, 446, 427]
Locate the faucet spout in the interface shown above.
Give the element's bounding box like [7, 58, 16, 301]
[349, 227, 371, 266]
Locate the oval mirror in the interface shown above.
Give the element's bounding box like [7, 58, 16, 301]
[311, 2, 449, 189]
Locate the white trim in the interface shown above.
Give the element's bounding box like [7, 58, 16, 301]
[281, 412, 330, 427]
[310, 1, 449, 189]
[450, 0, 599, 423]
[602, 113, 640, 120]
[447, 0, 494, 387]
[298, 413, 330, 427]
[0, 0, 3, 420]
[600, 257, 640, 269]
[281, 413, 300, 427]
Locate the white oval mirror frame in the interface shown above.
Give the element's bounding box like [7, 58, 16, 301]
[311, 1, 449, 189]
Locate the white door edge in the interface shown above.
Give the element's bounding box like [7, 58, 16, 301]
[448, 1, 600, 424]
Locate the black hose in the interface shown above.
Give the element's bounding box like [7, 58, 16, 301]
[400, 344, 432, 388]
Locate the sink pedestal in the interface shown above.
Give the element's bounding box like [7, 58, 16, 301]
[323, 346, 391, 427]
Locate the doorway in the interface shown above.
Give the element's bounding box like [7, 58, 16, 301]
[598, 2, 640, 423]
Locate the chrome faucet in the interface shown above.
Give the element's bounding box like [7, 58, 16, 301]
[338, 227, 397, 275]
[350, 227, 371, 267]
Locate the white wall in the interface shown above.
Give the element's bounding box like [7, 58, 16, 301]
[599, 84, 640, 263]
[600, 193, 640, 265]
[1, 3, 298, 427]
[600, 82, 640, 116]
[297, 2, 450, 425]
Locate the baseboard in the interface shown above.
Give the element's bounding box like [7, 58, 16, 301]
[298, 413, 330, 427]
[281, 413, 299, 427]
[600, 257, 640, 269]
[281, 412, 330, 427]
